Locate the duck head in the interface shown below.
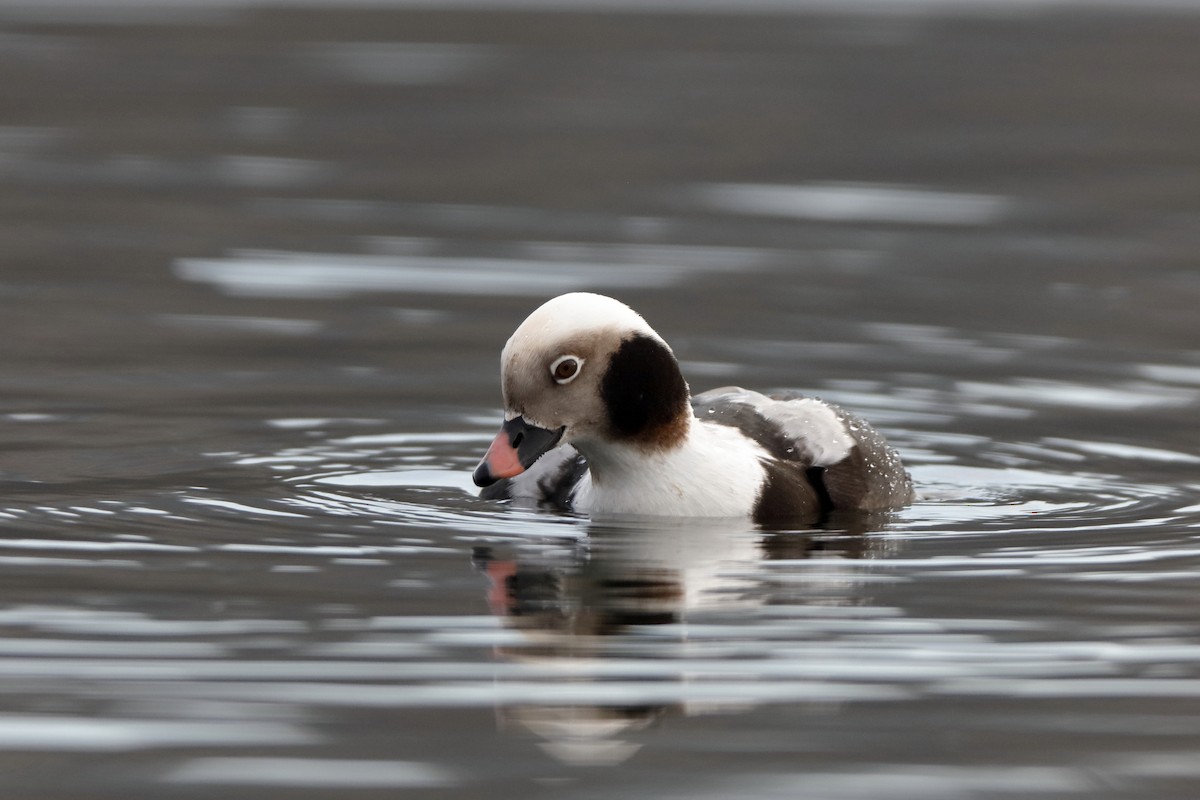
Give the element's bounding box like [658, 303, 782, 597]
[473, 293, 691, 487]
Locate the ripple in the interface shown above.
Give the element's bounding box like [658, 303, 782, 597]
[309, 41, 501, 86]
[0, 606, 306, 637]
[1138, 363, 1200, 385]
[694, 182, 1012, 226]
[0, 716, 312, 752]
[740, 766, 1090, 800]
[224, 426, 586, 537]
[1040, 437, 1200, 465]
[311, 468, 473, 489]
[208, 407, 1199, 551]
[173, 244, 762, 299]
[956, 378, 1199, 411]
[158, 314, 323, 337]
[183, 497, 309, 519]
[165, 757, 456, 789]
[283, 489, 585, 539]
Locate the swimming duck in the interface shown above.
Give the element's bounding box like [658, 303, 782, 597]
[473, 293, 913, 522]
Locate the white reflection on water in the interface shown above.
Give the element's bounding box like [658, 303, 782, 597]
[957, 378, 1200, 411]
[862, 322, 1017, 362]
[764, 362, 1198, 428]
[2, 151, 328, 189]
[24, 0, 1194, 18]
[0, 605, 306, 636]
[210, 155, 328, 188]
[174, 248, 752, 298]
[174, 239, 776, 299]
[284, 489, 586, 537]
[184, 497, 310, 518]
[224, 106, 297, 140]
[310, 42, 500, 85]
[265, 417, 383, 429]
[0, 716, 313, 751]
[694, 182, 1011, 226]
[159, 314, 324, 336]
[1139, 363, 1200, 385]
[0, 124, 67, 155]
[0, 539, 195, 553]
[327, 431, 493, 446]
[1041, 437, 1200, 465]
[313, 468, 472, 489]
[166, 757, 455, 789]
[252, 196, 676, 240]
[738, 765, 1090, 800]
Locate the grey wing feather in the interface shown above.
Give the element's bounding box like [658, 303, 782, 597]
[692, 386, 913, 511]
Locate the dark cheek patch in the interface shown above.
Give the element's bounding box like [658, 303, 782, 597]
[599, 334, 689, 447]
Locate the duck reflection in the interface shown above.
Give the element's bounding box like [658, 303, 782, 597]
[473, 516, 895, 765]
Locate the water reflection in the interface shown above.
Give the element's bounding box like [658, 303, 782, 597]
[173, 240, 772, 299]
[474, 518, 895, 764]
[466, 512, 1200, 772]
[693, 182, 1012, 226]
[5, 5, 1200, 795]
[165, 757, 454, 790]
[309, 42, 502, 85]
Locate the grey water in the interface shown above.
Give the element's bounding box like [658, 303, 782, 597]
[1, 2, 1200, 798]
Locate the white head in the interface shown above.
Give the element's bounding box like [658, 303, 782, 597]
[474, 293, 691, 487]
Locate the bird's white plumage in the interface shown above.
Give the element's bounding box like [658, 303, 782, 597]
[570, 420, 769, 518]
[501, 292, 662, 368]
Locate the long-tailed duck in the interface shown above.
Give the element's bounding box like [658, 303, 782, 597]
[473, 293, 913, 522]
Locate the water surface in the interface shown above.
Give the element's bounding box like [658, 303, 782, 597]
[1, 3, 1199, 798]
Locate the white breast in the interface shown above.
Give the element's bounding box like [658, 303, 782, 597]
[571, 421, 768, 518]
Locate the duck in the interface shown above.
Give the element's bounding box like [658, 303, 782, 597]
[473, 292, 913, 523]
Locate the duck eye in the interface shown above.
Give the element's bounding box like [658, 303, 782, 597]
[550, 355, 583, 384]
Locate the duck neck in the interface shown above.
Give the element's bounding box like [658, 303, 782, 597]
[573, 419, 768, 518]
[577, 414, 694, 485]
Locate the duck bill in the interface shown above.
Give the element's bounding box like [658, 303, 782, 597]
[473, 416, 565, 487]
